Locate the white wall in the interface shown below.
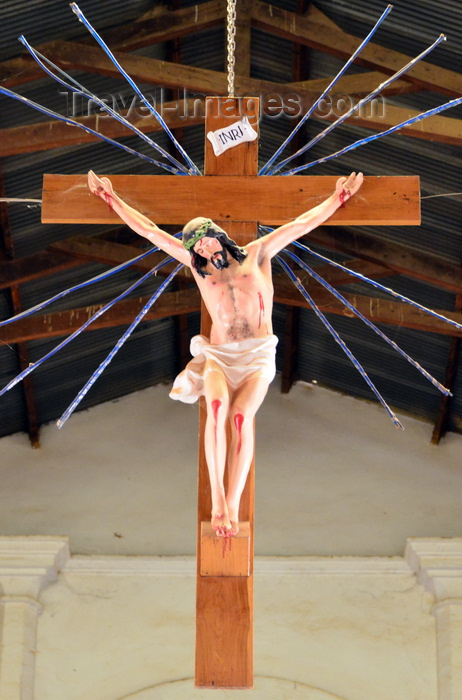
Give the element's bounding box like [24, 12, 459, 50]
[0, 381, 461, 699]
[31, 555, 436, 700]
[0, 380, 461, 557]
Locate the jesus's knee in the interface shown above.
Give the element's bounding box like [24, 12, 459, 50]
[206, 395, 229, 426]
[230, 407, 254, 434]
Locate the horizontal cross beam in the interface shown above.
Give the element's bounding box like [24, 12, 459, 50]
[308, 226, 462, 294]
[42, 174, 420, 227]
[0, 289, 201, 343]
[2, 283, 461, 344]
[273, 275, 462, 337]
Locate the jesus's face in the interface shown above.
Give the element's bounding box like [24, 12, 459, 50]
[193, 236, 229, 270]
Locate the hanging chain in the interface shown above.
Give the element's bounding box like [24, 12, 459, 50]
[226, 0, 237, 97]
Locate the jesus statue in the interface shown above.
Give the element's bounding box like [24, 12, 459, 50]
[88, 170, 364, 537]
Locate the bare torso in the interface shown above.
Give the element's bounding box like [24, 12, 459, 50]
[191, 245, 274, 345]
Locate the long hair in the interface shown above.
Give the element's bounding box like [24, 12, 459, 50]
[183, 218, 247, 278]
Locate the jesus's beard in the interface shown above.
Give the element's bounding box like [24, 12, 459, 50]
[210, 248, 229, 270]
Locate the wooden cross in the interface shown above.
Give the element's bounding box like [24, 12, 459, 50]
[41, 96, 420, 689]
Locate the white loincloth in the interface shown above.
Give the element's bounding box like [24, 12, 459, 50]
[169, 334, 278, 404]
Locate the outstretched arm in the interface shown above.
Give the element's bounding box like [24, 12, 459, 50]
[254, 172, 363, 260]
[88, 171, 191, 266]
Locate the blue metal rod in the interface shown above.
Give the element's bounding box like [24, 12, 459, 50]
[0, 256, 176, 398]
[289, 240, 462, 333]
[70, 3, 201, 176]
[270, 33, 447, 175]
[281, 96, 462, 174]
[57, 263, 182, 427]
[0, 233, 183, 328]
[258, 4, 393, 176]
[283, 248, 451, 396]
[19, 35, 189, 176]
[276, 254, 403, 428]
[0, 86, 182, 175]
[259, 225, 462, 333]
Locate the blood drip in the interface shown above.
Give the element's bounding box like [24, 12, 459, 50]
[339, 189, 349, 207]
[258, 292, 264, 328]
[98, 187, 114, 211]
[212, 399, 221, 442]
[234, 412, 244, 454]
[222, 535, 233, 557]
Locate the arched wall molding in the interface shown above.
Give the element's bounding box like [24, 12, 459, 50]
[121, 676, 349, 700]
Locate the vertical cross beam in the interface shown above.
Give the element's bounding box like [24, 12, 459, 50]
[195, 96, 259, 689]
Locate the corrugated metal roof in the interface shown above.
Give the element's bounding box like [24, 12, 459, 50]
[0, 0, 461, 439]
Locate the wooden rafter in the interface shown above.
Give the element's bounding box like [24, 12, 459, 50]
[273, 275, 462, 337]
[93, 0, 225, 51]
[0, 289, 200, 344]
[0, 0, 459, 155]
[49, 236, 190, 278]
[0, 0, 460, 445]
[281, 304, 300, 393]
[0, 250, 80, 290]
[316, 102, 462, 148]
[0, 0, 225, 87]
[308, 227, 462, 294]
[0, 101, 205, 157]
[0, 92, 459, 157]
[36, 40, 309, 102]
[234, 0, 252, 78]
[251, 1, 462, 97]
[2, 92, 459, 157]
[2, 2, 460, 97]
[291, 71, 421, 98]
[0, 171, 40, 447]
[305, 259, 395, 287]
[0, 236, 392, 290]
[432, 285, 462, 443]
[2, 275, 461, 344]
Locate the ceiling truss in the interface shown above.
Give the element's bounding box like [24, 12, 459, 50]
[1, 0, 460, 444]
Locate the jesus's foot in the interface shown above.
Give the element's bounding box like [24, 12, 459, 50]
[211, 511, 233, 538]
[226, 505, 239, 536]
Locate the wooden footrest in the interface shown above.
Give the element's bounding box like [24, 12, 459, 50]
[199, 521, 251, 577]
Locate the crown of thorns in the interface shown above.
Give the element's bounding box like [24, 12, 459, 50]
[183, 219, 214, 250]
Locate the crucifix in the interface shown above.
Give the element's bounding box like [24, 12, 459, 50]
[40, 95, 420, 689]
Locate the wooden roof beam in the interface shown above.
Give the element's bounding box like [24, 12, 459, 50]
[0, 170, 40, 446]
[40, 39, 424, 105]
[49, 235, 191, 279]
[0, 289, 201, 344]
[30, 39, 422, 120]
[273, 276, 462, 337]
[0, 1, 225, 88]
[280, 304, 300, 394]
[306, 259, 396, 287]
[2, 281, 460, 343]
[0, 250, 80, 290]
[432, 289, 462, 443]
[92, 0, 225, 51]
[1, 93, 459, 156]
[308, 226, 462, 294]
[292, 71, 421, 99]
[0, 100, 205, 157]
[315, 102, 462, 147]
[0, 230, 195, 289]
[38, 40, 316, 100]
[234, 0, 252, 78]
[251, 0, 462, 97]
